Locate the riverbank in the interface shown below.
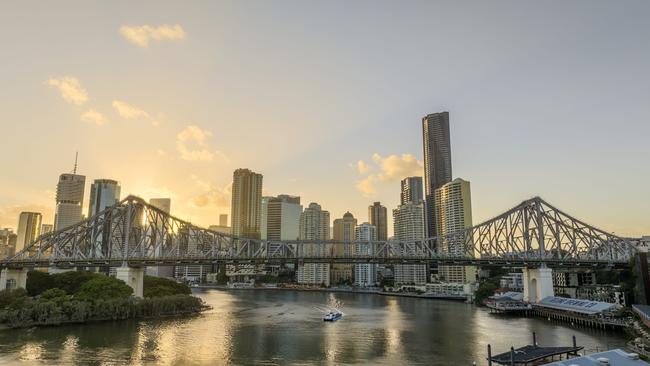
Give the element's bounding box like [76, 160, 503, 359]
[194, 284, 469, 301]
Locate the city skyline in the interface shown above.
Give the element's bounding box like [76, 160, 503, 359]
[1, 1, 649, 238]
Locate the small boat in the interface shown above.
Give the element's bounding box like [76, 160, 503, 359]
[323, 311, 343, 322]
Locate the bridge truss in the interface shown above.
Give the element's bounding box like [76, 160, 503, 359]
[1, 196, 640, 269]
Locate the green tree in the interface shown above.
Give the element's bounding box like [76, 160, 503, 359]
[143, 276, 191, 298]
[38, 288, 69, 305]
[52, 271, 102, 294]
[474, 282, 497, 305]
[0, 288, 30, 310]
[26, 270, 56, 296]
[75, 276, 133, 302]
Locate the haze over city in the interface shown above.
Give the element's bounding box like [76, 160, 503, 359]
[1, 0, 649, 238]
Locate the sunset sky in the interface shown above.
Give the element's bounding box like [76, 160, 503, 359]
[0, 1, 648, 237]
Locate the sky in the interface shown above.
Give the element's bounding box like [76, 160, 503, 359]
[0, 1, 648, 238]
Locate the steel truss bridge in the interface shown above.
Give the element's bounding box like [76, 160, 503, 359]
[1, 196, 642, 270]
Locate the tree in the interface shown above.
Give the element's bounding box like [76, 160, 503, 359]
[53, 271, 102, 294]
[474, 282, 497, 305]
[75, 276, 133, 302]
[143, 276, 191, 298]
[26, 270, 56, 296]
[38, 288, 69, 305]
[0, 288, 30, 310]
[215, 265, 228, 285]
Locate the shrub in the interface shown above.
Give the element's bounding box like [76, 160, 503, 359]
[143, 276, 191, 298]
[0, 288, 31, 310]
[26, 270, 56, 296]
[52, 271, 103, 294]
[75, 276, 133, 302]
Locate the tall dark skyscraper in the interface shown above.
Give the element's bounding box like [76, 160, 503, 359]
[422, 112, 452, 238]
[368, 202, 388, 241]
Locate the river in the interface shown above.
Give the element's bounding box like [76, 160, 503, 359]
[0, 289, 629, 365]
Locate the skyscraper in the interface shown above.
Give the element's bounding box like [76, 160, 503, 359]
[228, 169, 264, 282]
[332, 212, 357, 284]
[219, 214, 228, 227]
[401, 176, 424, 205]
[392, 202, 428, 285]
[88, 179, 121, 218]
[354, 222, 378, 287]
[434, 178, 476, 284]
[297, 202, 330, 286]
[231, 169, 263, 239]
[422, 112, 452, 238]
[265, 195, 302, 241]
[54, 173, 85, 231]
[0, 228, 17, 258]
[15, 212, 42, 253]
[368, 202, 388, 241]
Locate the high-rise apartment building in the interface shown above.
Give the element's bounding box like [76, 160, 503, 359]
[16, 212, 42, 253]
[297, 203, 330, 286]
[368, 202, 388, 241]
[354, 222, 378, 287]
[231, 169, 263, 239]
[434, 178, 476, 284]
[219, 214, 228, 227]
[88, 179, 121, 218]
[0, 229, 17, 258]
[393, 202, 428, 285]
[229, 169, 264, 281]
[422, 112, 452, 238]
[332, 212, 357, 284]
[401, 177, 424, 205]
[54, 173, 85, 231]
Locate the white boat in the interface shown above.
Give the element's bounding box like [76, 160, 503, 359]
[323, 311, 343, 322]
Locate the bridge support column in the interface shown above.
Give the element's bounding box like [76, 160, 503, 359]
[116, 267, 144, 298]
[0, 268, 29, 290]
[523, 267, 554, 303]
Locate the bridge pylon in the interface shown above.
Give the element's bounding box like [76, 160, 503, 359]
[116, 266, 144, 298]
[0, 268, 28, 291]
[522, 266, 554, 303]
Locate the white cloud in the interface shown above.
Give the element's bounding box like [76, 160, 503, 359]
[120, 24, 187, 47]
[189, 176, 231, 208]
[80, 109, 106, 126]
[47, 76, 88, 105]
[357, 160, 371, 174]
[112, 100, 158, 127]
[355, 153, 423, 196]
[176, 125, 227, 162]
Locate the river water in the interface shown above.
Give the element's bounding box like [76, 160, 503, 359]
[0, 289, 629, 365]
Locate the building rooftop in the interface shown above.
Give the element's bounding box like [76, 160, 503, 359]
[490, 345, 583, 365]
[542, 349, 649, 365]
[537, 296, 619, 315]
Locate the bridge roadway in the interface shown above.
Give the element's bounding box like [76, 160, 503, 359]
[1, 255, 629, 270]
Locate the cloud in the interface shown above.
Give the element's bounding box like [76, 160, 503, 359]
[357, 160, 371, 174]
[189, 176, 231, 208]
[176, 125, 227, 162]
[47, 76, 88, 105]
[112, 100, 158, 126]
[120, 24, 187, 47]
[355, 153, 423, 196]
[80, 109, 106, 126]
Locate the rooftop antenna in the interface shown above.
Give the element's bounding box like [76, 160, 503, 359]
[73, 152, 78, 174]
